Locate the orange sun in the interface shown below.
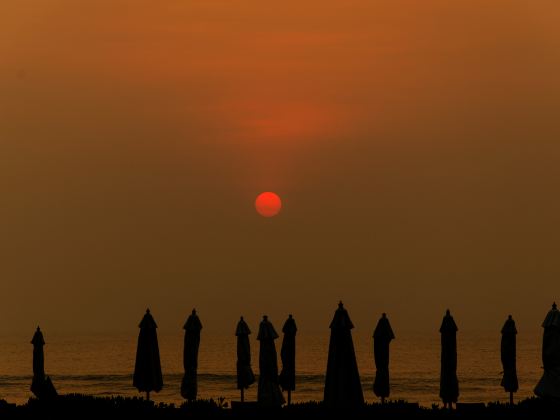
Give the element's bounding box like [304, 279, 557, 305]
[255, 192, 282, 217]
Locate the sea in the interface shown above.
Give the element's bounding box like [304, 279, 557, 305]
[0, 330, 544, 407]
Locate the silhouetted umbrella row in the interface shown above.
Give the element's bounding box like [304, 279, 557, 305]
[28, 302, 560, 408]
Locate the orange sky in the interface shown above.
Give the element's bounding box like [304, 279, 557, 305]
[1, 0, 559, 334]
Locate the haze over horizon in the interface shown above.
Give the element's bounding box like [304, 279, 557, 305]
[1, 0, 559, 335]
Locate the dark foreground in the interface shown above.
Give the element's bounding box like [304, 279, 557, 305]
[0, 395, 558, 420]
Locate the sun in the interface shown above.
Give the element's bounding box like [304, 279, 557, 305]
[255, 192, 282, 217]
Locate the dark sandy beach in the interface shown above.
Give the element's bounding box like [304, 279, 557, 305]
[1, 395, 558, 420]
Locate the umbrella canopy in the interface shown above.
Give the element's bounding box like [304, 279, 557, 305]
[279, 314, 297, 392]
[31, 327, 45, 385]
[324, 301, 364, 409]
[133, 309, 163, 397]
[500, 315, 519, 393]
[30, 327, 57, 400]
[439, 309, 459, 404]
[236, 317, 255, 390]
[534, 302, 560, 399]
[257, 315, 285, 407]
[181, 309, 203, 401]
[373, 313, 395, 400]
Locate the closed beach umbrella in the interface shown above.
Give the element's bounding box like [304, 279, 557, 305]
[439, 309, 459, 409]
[534, 302, 560, 399]
[257, 315, 285, 407]
[373, 313, 395, 403]
[31, 326, 46, 395]
[236, 316, 255, 402]
[279, 314, 297, 404]
[133, 308, 163, 400]
[181, 309, 202, 401]
[500, 315, 518, 404]
[30, 327, 57, 400]
[324, 301, 364, 410]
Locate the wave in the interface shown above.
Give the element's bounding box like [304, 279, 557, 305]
[0, 372, 500, 388]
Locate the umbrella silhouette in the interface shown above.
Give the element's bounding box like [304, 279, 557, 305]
[534, 302, 560, 399]
[133, 308, 163, 400]
[500, 315, 518, 404]
[439, 309, 459, 409]
[30, 327, 57, 400]
[235, 316, 255, 402]
[279, 314, 297, 405]
[257, 315, 285, 407]
[373, 313, 395, 403]
[181, 309, 202, 401]
[324, 301, 364, 410]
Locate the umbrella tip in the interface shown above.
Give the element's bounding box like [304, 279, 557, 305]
[192, 308, 196, 315]
[338, 301, 343, 308]
[36, 326, 41, 331]
[240, 316, 244, 320]
[508, 314, 513, 320]
[446, 309, 451, 316]
[553, 302, 557, 310]
[146, 308, 150, 314]
[382, 312, 387, 318]
[263, 315, 268, 322]
[289, 314, 293, 319]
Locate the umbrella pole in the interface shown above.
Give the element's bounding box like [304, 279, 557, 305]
[241, 388, 244, 403]
[288, 390, 291, 405]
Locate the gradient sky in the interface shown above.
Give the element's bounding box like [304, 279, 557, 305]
[1, 0, 559, 335]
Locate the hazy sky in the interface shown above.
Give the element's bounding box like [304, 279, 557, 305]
[1, 0, 559, 335]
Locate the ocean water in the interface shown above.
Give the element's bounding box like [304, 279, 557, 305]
[0, 330, 543, 407]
